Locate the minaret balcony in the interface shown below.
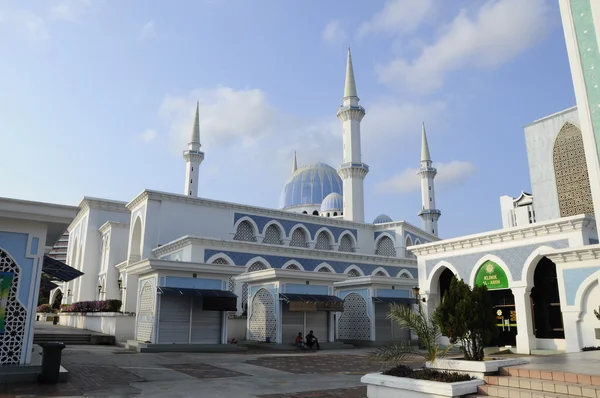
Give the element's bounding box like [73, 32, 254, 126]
[338, 162, 369, 179]
[336, 105, 366, 121]
[183, 150, 205, 162]
[418, 208, 441, 217]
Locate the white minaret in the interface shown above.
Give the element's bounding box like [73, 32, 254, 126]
[337, 48, 369, 223]
[292, 150, 298, 173]
[183, 102, 204, 197]
[417, 122, 441, 236]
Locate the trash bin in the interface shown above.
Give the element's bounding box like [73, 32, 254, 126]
[38, 342, 66, 384]
[52, 316, 59, 325]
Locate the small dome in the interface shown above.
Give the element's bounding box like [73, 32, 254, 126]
[373, 214, 393, 224]
[320, 192, 343, 212]
[279, 162, 343, 209]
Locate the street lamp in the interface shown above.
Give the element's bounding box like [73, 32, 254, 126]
[413, 286, 426, 349]
[98, 285, 102, 294]
[117, 278, 123, 291]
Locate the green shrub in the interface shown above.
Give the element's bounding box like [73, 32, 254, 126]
[434, 278, 497, 361]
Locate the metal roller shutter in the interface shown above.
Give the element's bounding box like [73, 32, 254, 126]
[158, 296, 190, 343]
[375, 303, 392, 342]
[190, 298, 222, 344]
[282, 303, 304, 344]
[306, 311, 328, 343]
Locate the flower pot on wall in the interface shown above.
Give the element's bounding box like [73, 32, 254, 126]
[426, 358, 528, 379]
[361, 373, 484, 398]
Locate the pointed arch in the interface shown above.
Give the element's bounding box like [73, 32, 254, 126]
[521, 246, 558, 285]
[314, 228, 334, 250]
[397, 269, 414, 279]
[282, 260, 304, 271]
[129, 216, 143, 262]
[315, 263, 335, 273]
[338, 232, 356, 252]
[574, 270, 600, 312]
[262, 222, 284, 245]
[289, 225, 310, 248]
[234, 218, 258, 242]
[344, 265, 363, 277]
[245, 256, 271, 270]
[372, 267, 390, 277]
[207, 253, 235, 265]
[469, 254, 514, 288]
[553, 121, 594, 217]
[426, 261, 459, 295]
[375, 234, 396, 257]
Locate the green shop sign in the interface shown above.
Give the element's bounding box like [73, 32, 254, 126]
[474, 261, 509, 290]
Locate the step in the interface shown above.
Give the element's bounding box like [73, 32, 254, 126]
[483, 376, 600, 397]
[499, 367, 600, 386]
[480, 384, 574, 398]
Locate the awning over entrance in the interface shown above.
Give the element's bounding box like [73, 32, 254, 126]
[372, 297, 413, 305]
[42, 255, 84, 282]
[157, 287, 237, 311]
[279, 293, 344, 312]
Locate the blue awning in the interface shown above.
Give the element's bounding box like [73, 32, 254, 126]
[373, 297, 413, 305]
[42, 255, 84, 282]
[279, 293, 343, 303]
[157, 287, 237, 298]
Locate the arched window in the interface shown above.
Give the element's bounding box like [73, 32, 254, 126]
[312, 210, 319, 215]
[315, 231, 332, 250]
[375, 236, 396, 257]
[285, 264, 301, 271]
[338, 234, 355, 252]
[405, 236, 415, 258]
[347, 269, 361, 278]
[247, 261, 267, 272]
[317, 266, 332, 273]
[289, 228, 308, 248]
[375, 270, 386, 277]
[212, 257, 230, 265]
[262, 224, 283, 245]
[234, 221, 256, 242]
[553, 122, 594, 217]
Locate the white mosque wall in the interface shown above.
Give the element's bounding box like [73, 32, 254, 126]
[524, 107, 579, 223]
[66, 198, 129, 303]
[98, 222, 129, 300]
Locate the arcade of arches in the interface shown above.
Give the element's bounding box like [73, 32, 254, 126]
[430, 255, 565, 351]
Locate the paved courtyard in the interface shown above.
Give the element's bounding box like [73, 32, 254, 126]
[0, 345, 422, 398]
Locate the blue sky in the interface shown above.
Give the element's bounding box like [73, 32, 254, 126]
[0, 0, 575, 238]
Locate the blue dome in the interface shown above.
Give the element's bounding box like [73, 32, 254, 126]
[280, 162, 343, 209]
[373, 214, 393, 224]
[320, 192, 343, 212]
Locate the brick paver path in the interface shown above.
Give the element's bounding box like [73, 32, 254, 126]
[162, 363, 248, 379]
[258, 386, 366, 398]
[246, 354, 386, 375]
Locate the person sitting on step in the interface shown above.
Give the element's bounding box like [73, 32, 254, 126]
[294, 332, 305, 348]
[305, 330, 320, 350]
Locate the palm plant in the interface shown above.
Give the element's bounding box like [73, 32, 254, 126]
[594, 305, 600, 321]
[369, 303, 452, 365]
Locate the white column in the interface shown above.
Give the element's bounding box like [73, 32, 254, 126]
[562, 310, 583, 353]
[511, 286, 534, 354]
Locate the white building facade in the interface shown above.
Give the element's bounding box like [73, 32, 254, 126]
[52, 49, 442, 347]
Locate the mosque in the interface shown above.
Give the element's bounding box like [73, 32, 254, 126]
[50, 49, 440, 348]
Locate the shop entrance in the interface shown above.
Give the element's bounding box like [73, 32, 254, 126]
[474, 260, 516, 347]
[490, 289, 517, 346]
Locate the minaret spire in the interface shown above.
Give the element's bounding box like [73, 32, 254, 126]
[292, 151, 298, 173]
[183, 101, 205, 197]
[421, 122, 431, 163]
[417, 122, 441, 236]
[190, 101, 200, 145]
[337, 49, 368, 223]
[344, 47, 358, 99]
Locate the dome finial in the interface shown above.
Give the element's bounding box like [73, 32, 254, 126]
[292, 150, 298, 173]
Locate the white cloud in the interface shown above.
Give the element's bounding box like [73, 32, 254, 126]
[376, 160, 477, 194]
[0, 8, 50, 40]
[357, 0, 435, 38]
[376, 0, 552, 93]
[138, 129, 158, 143]
[50, 0, 94, 22]
[139, 20, 156, 41]
[322, 20, 347, 46]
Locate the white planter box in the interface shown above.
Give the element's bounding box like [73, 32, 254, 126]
[361, 373, 484, 398]
[426, 358, 528, 379]
[59, 312, 135, 341]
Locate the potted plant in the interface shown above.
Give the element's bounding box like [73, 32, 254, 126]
[427, 278, 527, 378]
[362, 304, 484, 398]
